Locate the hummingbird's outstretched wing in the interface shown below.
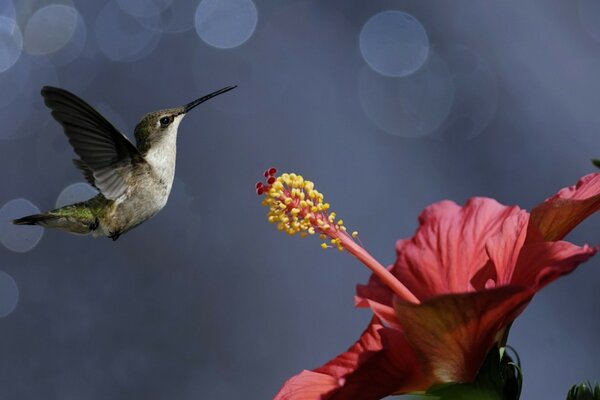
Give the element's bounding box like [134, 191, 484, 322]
[41, 86, 144, 200]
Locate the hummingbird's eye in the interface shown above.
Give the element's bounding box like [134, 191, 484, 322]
[159, 116, 172, 126]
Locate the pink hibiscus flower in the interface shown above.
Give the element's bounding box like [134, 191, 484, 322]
[256, 170, 600, 400]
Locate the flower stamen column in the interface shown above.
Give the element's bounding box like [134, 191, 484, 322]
[256, 168, 419, 304]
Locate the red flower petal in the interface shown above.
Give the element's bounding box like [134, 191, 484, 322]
[512, 241, 597, 289]
[354, 274, 400, 328]
[274, 317, 423, 400]
[393, 286, 534, 384]
[391, 198, 524, 301]
[324, 328, 424, 399]
[274, 370, 339, 400]
[480, 211, 529, 286]
[314, 316, 386, 379]
[531, 173, 600, 241]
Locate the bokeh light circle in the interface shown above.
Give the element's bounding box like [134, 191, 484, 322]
[359, 10, 429, 77]
[358, 50, 454, 138]
[96, 1, 161, 62]
[0, 16, 23, 72]
[23, 4, 79, 55]
[0, 198, 43, 253]
[0, 271, 18, 318]
[194, 0, 258, 49]
[56, 182, 97, 208]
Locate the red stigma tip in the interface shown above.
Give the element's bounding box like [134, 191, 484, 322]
[267, 176, 276, 185]
[268, 167, 277, 176]
[264, 169, 270, 178]
[256, 182, 264, 189]
[257, 187, 264, 196]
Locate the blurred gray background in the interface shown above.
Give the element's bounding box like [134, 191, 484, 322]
[0, 0, 598, 398]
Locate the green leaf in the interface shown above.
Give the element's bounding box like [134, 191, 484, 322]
[566, 381, 600, 400]
[592, 159, 600, 169]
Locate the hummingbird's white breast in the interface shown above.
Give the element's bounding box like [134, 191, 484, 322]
[139, 115, 184, 206]
[144, 129, 178, 195]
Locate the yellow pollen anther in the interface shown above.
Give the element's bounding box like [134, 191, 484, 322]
[352, 231, 359, 238]
[259, 171, 358, 251]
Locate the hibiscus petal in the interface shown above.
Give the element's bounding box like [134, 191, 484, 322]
[274, 370, 339, 400]
[353, 297, 402, 330]
[315, 316, 385, 378]
[480, 209, 595, 289]
[393, 287, 533, 385]
[274, 317, 384, 400]
[355, 273, 394, 309]
[482, 210, 530, 286]
[530, 173, 600, 241]
[325, 328, 425, 399]
[392, 198, 524, 300]
[274, 317, 423, 400]
[355, 274, 401, 329]
[512, 242, 597, 289]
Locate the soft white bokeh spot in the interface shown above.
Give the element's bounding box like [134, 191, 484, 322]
[0, 198, 43, 253]
[359, 10, 429, 77]
[358, 50, 454, 138]
[96, 1, 161, 62]
[56, 183, 98, 208]
[0, 16, 22, 72]
[0, 271, 18, 318]
[194, 0, 258, 49]
[24, 5, 79, 55]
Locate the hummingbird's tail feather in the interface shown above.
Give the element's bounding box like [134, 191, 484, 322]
[13, 210, 97, 235]
[12, 214, 54, 226]
[12, 196, 106, 235]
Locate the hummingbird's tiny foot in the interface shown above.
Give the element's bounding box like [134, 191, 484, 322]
[89, 218, 99, 231]
[109, 231, 121, 241]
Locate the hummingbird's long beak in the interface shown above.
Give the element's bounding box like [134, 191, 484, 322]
[183, 85, 237, 114]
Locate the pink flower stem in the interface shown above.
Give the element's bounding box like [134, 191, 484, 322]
[337, 233, 420, 304]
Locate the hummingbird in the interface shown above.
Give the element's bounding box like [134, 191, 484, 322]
[12, 85, 236, 240]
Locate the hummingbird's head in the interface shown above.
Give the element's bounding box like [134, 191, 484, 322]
[134, 85, 237, 153]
